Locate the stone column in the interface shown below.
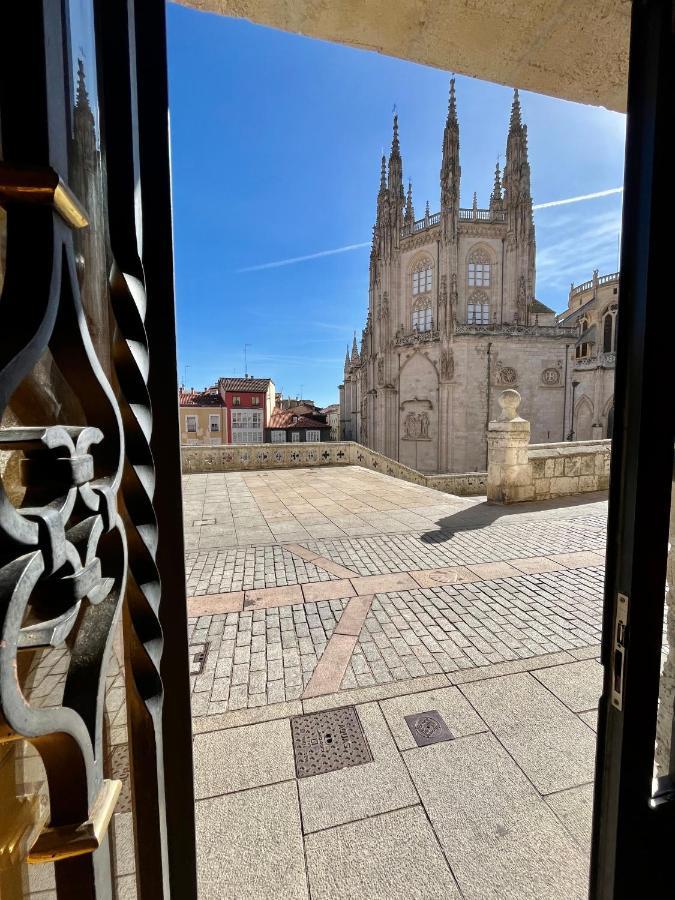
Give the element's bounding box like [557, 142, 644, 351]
[487, 389, 534, 503]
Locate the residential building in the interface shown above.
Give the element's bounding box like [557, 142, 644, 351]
[266, 409, 331, 443]
[339, 83, 575, 473]
[179, 386, 226, 445]
[321, 403, 341, 440]
[179, 376, 275, 445]
[557, 269, 618, 440]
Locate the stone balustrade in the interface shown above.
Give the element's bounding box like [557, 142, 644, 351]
[181, 441, 487, 496]
[487, 390, 611, 503]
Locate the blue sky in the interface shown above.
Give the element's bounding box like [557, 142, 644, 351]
[167, 4, 626, 407]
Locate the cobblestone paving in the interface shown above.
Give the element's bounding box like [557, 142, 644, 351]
[342, 567, 603, 689]
[305, 516, 607, 576]
[185, 545, 338, 597]
[188, 566, 603, 714]
[188, 599, 348, 715]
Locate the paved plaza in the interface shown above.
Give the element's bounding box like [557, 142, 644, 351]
[187, 466, 607, 899]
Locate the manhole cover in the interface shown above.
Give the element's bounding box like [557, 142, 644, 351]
[290, 706, 373, 778]
[189, 641, 210, 676]
[404, 710, 454, 747]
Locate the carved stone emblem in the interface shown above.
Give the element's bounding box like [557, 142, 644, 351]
[499, 366, 518, 385]
[542, 367, 561, 385]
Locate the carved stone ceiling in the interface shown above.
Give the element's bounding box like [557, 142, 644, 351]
[176, 0, 630, 112]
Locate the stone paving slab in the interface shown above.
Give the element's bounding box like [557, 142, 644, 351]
[545, 783, 595, 851]
[305, 806, 462, 900]
[533, 658, 602, 712]
[196, 781, 308, 900]
[460, 673, 597, 794]
[404, 732, 590, 900]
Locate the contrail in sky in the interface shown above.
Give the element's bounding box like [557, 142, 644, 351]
[237, 242, 370, 273]
[238, 187, 623, 272]
[533, 187, 623, 209]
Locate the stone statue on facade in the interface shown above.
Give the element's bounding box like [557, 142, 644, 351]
[440, 348, 454, 381]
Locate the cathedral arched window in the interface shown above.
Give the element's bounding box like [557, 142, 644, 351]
[603, 314, 613, 353]
[467, 289, 490, 325]
[412, 297, 432, 332]
[468, 248, 491, 288]
[411, 258, 433, 295]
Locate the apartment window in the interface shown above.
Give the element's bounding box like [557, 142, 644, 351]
[232, 396, 241, 406]
[251, 396, 260, 406]
[291, 432, 301, 442]
[271, 430, 285, 443]
[467, 303, 489, 324]
[306, 430, 320, 441]
[209, 415, 220, 432]
[231, 409, 262, 443]
[186, 415, 197, 433]
[412, 306, 432, 332]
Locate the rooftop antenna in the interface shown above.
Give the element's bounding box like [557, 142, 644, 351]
[244, 343, 251, 378]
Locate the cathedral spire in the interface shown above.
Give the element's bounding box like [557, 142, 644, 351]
[379, 154, 387, 194]
[490, 159, 503, 211]
[345, 346, 351, 370]
[404, 180, 415, 226]
[351, 333, 360, 363]
[387, 112, 405, 238]
[440, 77, 460, 242]
[509, 88, 522, 130]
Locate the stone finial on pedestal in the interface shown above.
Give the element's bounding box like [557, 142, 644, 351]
[487, 389, 534, 503]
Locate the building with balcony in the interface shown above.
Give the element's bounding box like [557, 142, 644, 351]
[179, 376, 276, 445]
[340, 84, 573, 473]
[557, 269, 618, 440]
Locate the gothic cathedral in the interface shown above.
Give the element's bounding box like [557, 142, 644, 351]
[339, 83, 574, 473]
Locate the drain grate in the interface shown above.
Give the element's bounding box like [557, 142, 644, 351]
[189, 641, 210, 676]
[291, 706, 373, 778]
[404, 710, 454, 747]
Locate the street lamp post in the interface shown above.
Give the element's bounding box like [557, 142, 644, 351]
[567, 380, 580, 440]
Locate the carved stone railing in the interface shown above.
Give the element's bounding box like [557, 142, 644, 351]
[394, 328, 440, 346]
[574, 352, 617, 369]
[400, 211, 441, 237]
[570, 271, 619, 297]
[459, 207, 506, 223]
[181, 441, 487, 496]
[456, 323, 576, 338]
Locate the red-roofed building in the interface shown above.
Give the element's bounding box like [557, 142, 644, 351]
[265, 410, 330, 443]
[218, 376, 275, 444]
[179, 386, 226, 445]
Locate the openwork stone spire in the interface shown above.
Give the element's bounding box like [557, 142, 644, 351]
[351, 332, 360, 363]
[387, 113, 405, 230]
[440, 77, 460, 241]
[404, 180, 415, 226]
[490, 159, 503, 210]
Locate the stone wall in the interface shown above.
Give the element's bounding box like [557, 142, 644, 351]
[487, 389, 610, 503]
[180, 441, 487, 496]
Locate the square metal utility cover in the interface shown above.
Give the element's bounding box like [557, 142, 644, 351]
[291, 706, 373, 778]
[188, 641, 210, 676]
[404, 710, 454, 747]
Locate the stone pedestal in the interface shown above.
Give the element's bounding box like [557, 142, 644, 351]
[487, 390, 534, 503]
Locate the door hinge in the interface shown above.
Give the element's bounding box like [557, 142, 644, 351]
[611, 592, 629, 711]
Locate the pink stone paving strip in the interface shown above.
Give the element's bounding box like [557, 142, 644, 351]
[509, 556, 566, 575]
[301, 579, 357, 603]
[350, 572, 418, 596]
[302, 634, 358, 699]
[409, 566, 478, 589]
[548, 551, 606, 569]
[187, 591, 245, 616]
[283, 543, 359, 578]
[302, 595, 375, 698]
[243, 584, 304, 610]
[466, 561, 523, 581]
[334, 595, 374, 636]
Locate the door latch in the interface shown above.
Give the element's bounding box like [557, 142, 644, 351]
[611, 592, 629, 710]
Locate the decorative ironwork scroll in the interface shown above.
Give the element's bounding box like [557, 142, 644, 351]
[0, 1, 196, 897]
